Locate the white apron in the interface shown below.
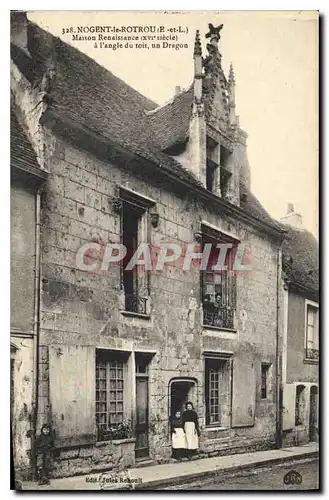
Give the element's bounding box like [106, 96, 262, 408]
[172, 428, 187, 449]
[184, 421, 199, 450]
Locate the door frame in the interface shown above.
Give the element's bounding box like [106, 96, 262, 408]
[134, 356, 150, 460]
[168, 377, 198, 419]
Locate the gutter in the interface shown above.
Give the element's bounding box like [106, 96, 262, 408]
[275, 242, 283, 449]
[31, 187, 42, 480]
[40, 108, 286, 241]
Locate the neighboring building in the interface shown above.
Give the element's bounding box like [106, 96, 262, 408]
[280, 204, 319, 446]
[11, 15, 286, 479]
[10, 96, 48, 477]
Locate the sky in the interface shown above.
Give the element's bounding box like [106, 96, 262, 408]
[28, 10, 319, 237]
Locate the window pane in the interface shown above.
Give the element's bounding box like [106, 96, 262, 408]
[96, 355, 126, 440]
[307, 308, 315, 326]
[307, 324, 314, 344]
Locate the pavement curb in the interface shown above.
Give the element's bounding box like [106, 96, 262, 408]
[102, 450, 319, 491]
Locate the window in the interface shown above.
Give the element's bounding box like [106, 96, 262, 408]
[261, 363, 271, 399]
[220, 145, 232, 199]
[95, 350, 128, 442]
[205, 140, 233, 199]
[206, 159, 216, 192]
[305, 304, 319, 361]
[201, 226, 237, 330]
[205, 357, 231, 426]
[220, 167, 232, 199]
[295, 384, 306, 426]
[122, 200, 145, 313]
[119, 188, 155, 315]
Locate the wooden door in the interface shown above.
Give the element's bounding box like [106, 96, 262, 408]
[135, 376, 149, 459]
[309, 386, 318, 441]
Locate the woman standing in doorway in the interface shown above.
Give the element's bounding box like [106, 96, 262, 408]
[182, 402, 200, 458]
[170, 410, 186, 461]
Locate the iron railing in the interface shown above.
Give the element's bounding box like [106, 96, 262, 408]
[305, 348, 319, 361]
[125, 293, 147, 315]
[203, 302, 235, 330]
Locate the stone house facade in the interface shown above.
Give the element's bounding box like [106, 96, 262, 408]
[280, 206, 319, 447]
[11, 15, 286, 479]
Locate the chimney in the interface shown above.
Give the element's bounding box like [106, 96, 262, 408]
[280, 203, 303, 229]
[175, 86, 181, 96]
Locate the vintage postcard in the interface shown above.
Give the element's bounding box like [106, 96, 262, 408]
[10, 10, 319, 491]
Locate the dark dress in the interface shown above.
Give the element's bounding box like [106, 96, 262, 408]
[36, 432, 54, 483]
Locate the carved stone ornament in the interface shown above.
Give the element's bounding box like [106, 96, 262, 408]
[194, 97, 204, 117]
[194, 230, 203, 243]
[112, 197, 123, 214]
[150, 210, 159, 228]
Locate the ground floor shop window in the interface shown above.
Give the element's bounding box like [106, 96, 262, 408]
[96, 350, 129, 441]
[205, 357, 231, 426]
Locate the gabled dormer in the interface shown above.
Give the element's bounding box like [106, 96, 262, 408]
[153, 23, 252, 208]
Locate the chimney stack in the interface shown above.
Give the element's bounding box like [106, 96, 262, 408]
[280, 203, 303, 229]
[175, 86, 181, 96]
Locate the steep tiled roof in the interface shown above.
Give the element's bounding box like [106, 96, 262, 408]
[281, 224, 319, 296]
[11, 101, 39, 171]
[239, 183, 283, 231]
[27, 23, 200, 188]
[146, 86, 194, 151]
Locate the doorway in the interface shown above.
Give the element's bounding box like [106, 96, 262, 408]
[169, 378, 197, 417]
[309, 385, 318, 441]
[135, 355, 150, 460]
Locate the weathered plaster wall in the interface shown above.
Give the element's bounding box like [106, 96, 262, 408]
[286, 292, 318, 384]
[11, 184, 36, 479]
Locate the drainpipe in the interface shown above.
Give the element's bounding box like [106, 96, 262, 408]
[31, 187, 42, 480]
[275, 242, 283, 449]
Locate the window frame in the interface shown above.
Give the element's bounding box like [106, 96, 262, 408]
[200, 223, 239, 332]
[95, 349, 130, 442]
[118, 186, 156, 316]
[304, 299, 319, 363]
[204, 354, 232, 428]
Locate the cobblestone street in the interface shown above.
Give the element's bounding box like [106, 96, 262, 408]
[185, 458, 319, 491]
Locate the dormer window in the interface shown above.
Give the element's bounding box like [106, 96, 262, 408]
[206, 158, 216, 192]
[206, 139, 233, 200]
[220, 145, 232, 199]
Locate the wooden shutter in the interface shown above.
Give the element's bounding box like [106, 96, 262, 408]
[282, 383, 295, 431]
[231, 357, 256, 427]
[49, 345, 96, 448]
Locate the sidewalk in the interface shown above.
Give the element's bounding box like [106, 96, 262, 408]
[21, 442, 319, 491]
